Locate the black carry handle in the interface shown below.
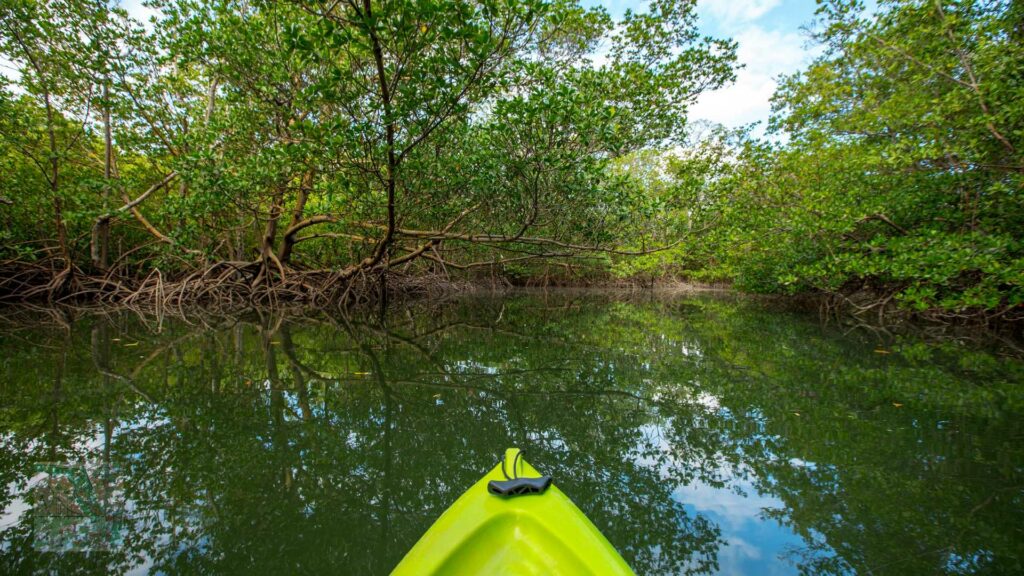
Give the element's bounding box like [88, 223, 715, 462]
[487, 475, 553, 497]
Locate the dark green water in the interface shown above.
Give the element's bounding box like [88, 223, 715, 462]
[1, 293, 1022, 575]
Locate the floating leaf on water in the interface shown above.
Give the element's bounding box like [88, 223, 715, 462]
[874, 349, 891, 354]
[892, 402, 903, 408]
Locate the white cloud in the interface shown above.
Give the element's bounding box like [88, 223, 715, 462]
[700, 0, 782, 25]
[598, 0, 650, 19]
[690, 66, 778, 129]
[690, 24, 818, 136]
[736, 27, 812, 77]
[0, 56, 21, 84]
[121, 0, 160, 29]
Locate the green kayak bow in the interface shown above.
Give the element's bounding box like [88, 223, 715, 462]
[391, 448, 636, 576]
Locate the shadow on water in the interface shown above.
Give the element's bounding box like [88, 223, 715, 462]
[0, 293, 1022, 575]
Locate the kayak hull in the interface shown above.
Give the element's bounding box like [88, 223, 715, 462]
[391, 449, 635, 576]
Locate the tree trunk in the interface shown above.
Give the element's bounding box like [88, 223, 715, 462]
[253, 191, 286, 286]
[45, 92, 72, 270]
[91, 84, 113, 270]
[365, 0, 397, 266]
[277, 170, 313, 265]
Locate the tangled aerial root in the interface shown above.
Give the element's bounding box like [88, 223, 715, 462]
[815, 287, 1024, 344]
[0, 258, 476, 313]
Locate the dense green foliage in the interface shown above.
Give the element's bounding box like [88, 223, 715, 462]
[1, 0, 1021, 318]
[623, 0, 1023, 317]
[0, 0, 734, 292]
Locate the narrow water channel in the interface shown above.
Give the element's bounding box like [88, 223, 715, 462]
[1, 293, 1021, 574]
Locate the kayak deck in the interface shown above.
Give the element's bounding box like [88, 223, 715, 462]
[391, 448, 635, 576]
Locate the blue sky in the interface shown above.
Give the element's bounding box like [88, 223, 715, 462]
[585, 0, 823, 133]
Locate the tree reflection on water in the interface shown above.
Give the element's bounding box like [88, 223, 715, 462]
[1, 294, 1021, 575]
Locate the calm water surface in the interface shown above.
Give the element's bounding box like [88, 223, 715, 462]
[1, 293, 1022, 575]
